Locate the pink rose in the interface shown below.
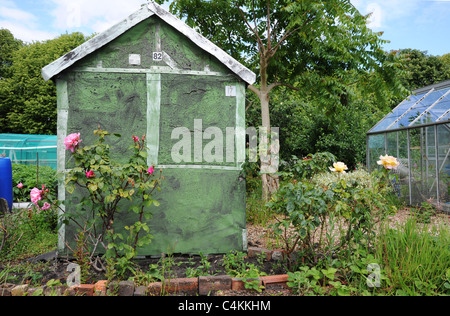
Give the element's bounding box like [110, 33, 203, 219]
[17, 183, 23, 189]
[86, 170, 95, 178]
[132, 136, 139, 142]
[147, 166, 154, 175]
[30, 188, 42, 205]
[41, 202, 51, 211]
[64, 133, 82, 153]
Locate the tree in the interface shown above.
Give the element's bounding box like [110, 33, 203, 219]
[440, 53, 450, 70]
[0, 29, 24, 79]
[159, 0, 409, 200]
[0, 32, 87, 135]
[398, 49, 450, 91]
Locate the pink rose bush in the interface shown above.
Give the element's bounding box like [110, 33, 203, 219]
[60, 129, 162, 261]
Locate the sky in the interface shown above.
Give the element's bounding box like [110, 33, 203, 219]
[0, 0, 450, 56]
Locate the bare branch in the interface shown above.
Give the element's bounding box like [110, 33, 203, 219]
[235, 3, 264, 46]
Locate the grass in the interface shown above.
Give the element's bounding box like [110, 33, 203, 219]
[375, 217, 450, 295]
[0, 208, 57, 262]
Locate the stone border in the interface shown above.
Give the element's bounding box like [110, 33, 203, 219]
[1, 247, 291, 296]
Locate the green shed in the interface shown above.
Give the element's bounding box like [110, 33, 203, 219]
[42, 2, 256, 256]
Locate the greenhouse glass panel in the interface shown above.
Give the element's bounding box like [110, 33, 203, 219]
[422, 126, 438, 202]
[0, 134, 57, 169]
[437, 124, 450, 210]
[367, 133, 385, 170]
[431, 93, 450, 121]
[369, 93, 424, 133]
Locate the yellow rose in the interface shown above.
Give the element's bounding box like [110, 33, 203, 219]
[329, 162, 348, 173]
[377, 155, 400, 170]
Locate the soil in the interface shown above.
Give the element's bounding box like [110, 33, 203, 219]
[1, 208, 449, 296]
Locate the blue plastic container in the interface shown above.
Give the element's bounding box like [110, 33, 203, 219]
[0, 157, 13, 211]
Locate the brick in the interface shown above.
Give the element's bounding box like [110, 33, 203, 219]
[94, 281, 108, 296]
[118, 281, 135, 296]
[0, 283, 15, 296]
[146, 282, 163, 296]
[72, 284, 95, 296]
[247, 247, 272, 261]
[199, 275, 232, 296]
[26, 286, 45, 296]
[260, 274, 289, 289]
[11, 284, 29, 296]
[165, 278, 198, 295]
[134, 285, 150, 297]
[146, 278, 198, 296]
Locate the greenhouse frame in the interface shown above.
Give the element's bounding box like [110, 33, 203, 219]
[367, 80, 450, 212]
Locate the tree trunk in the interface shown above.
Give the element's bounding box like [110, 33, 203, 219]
[258, 62, 279, 202]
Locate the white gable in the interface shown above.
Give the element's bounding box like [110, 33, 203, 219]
[41, 2, 256, 85]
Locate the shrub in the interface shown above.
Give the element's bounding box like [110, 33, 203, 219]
[12, 164, 57, 203]
[59, 129, 163, 275]
[267, 155, 398, 265]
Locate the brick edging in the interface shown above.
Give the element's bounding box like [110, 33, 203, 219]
[72, 274, 290, 296]
[1, 247, 290, 296]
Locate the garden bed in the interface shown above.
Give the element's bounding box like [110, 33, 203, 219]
[1, 208, 449, 296]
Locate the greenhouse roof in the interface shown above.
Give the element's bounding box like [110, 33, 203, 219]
[368, 80, 450, 134]
[0, 134, 57, 149]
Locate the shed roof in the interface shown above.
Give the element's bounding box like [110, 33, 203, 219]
[41, 2, 256, 85]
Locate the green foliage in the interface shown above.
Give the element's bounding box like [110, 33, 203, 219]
[0, 29, 24, 79]
[0, 208, 57, 262]
[375, 217, 450, 295]
[280, 152, 337, 181]
[398, 49, 450, 92]
[268, 157, 397, 263]
[12, 164, 57, 202]
[0, 32, 87, 134]
[222, 251, 266, 292]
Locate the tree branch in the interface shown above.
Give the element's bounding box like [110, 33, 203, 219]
[235, 2, 265, 54]
[267, 82, 300, 93]
[247, 84, 261, 97]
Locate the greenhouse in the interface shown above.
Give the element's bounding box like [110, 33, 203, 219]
[367, 80, 450, 212]
[0, 134, 57, 169]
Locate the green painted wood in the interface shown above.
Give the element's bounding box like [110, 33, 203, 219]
[138, 168, 246, 255]
[56, 78, 69, 252]
[147, 73, 161, 166]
